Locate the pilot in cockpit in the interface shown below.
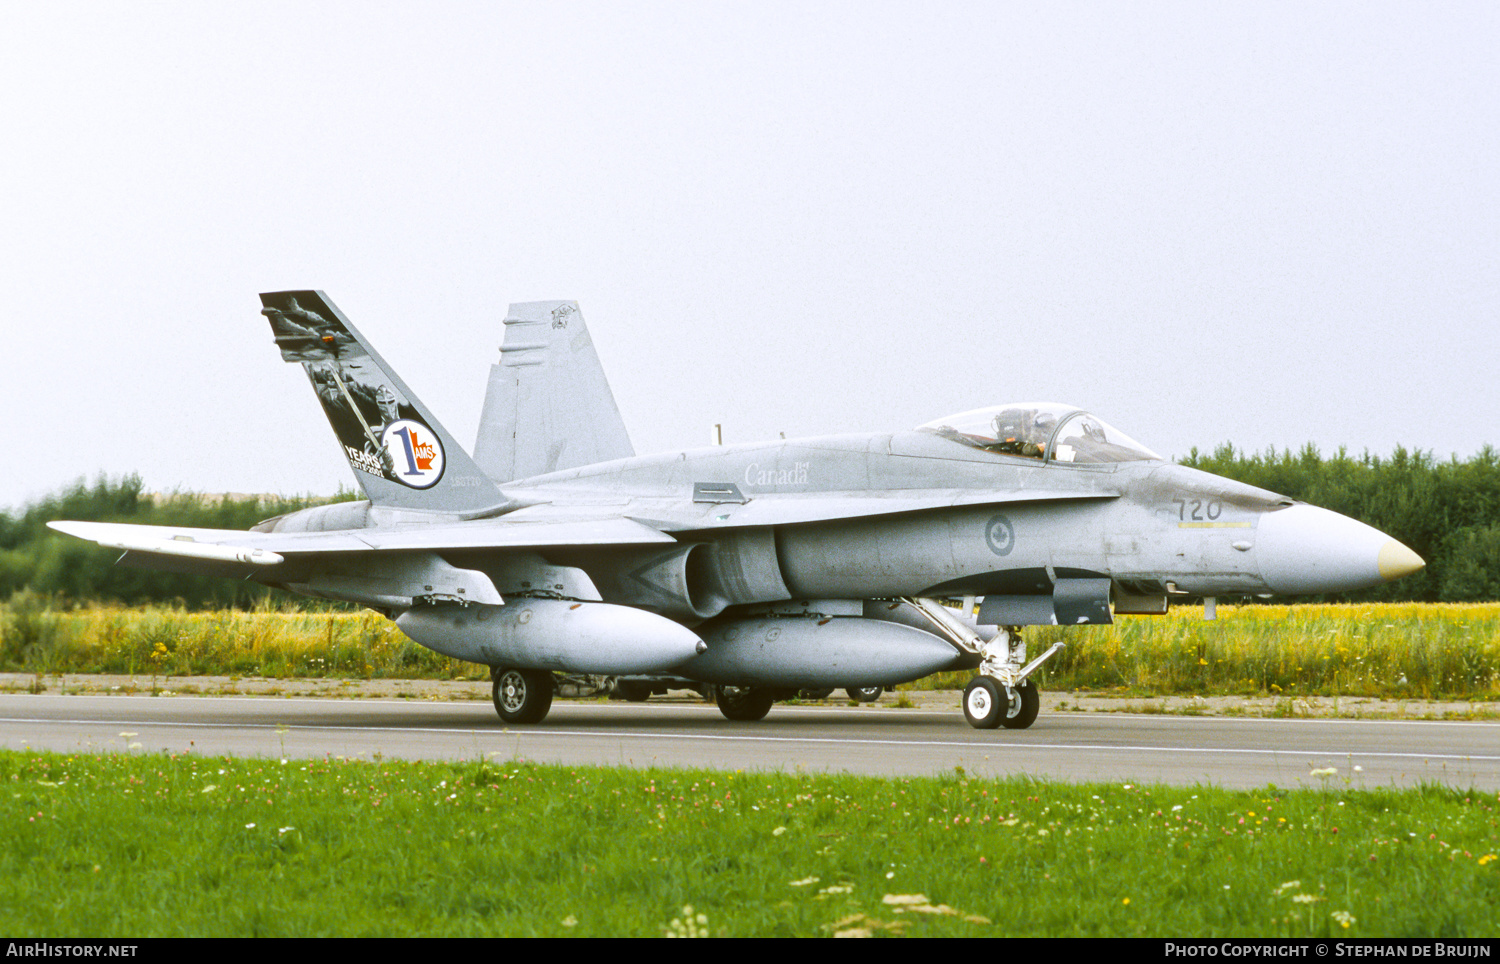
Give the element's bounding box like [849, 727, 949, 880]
[917, 404, 1162, 464]
[990, 409, 1051, 459]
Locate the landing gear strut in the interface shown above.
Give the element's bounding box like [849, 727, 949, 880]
[899, 598, 1064, 731]
[492, 667, 555, 724]
[964, 627, 1054, 730]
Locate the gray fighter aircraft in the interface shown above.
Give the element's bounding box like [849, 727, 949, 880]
[51, 291, 1426, 729]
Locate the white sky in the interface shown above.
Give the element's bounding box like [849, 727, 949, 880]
[4, 1, 1496, 510]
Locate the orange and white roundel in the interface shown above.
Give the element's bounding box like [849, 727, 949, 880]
[380, 419, 446, 489]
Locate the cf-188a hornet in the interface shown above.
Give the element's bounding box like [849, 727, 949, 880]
[51, 292, 1425, 729]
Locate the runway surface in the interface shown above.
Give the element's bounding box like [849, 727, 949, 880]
[1, 692, 1497, 789]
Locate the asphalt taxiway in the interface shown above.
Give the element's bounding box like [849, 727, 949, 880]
[0, 691, 1496, 789]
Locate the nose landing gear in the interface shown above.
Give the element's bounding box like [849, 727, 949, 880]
[900, 598, 1064, 731]
[962, 626, 1059, 730]
[962, 676, 1040, 730]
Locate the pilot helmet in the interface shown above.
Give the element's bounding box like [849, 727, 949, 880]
[992, 409, 1028, 442]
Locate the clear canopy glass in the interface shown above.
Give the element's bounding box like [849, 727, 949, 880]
[915, 402, 1161, 464]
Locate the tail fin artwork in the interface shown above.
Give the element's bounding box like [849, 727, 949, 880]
[473, 300, 634, 483]
[260, 290, 508, 515]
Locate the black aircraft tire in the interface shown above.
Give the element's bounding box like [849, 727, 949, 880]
[847, 686, 883, 702]
[962, 677, 1004, 729]
[613, 679, 652, 702]
[492, 668, 555, 724]
[1002, 680, 1041, 730]
[715, 685, 775, 722]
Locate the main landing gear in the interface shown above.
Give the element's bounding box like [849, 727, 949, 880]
[492, 667, 554, 724]
[714, 685, 776, 722]
[798, 686, 883, 702]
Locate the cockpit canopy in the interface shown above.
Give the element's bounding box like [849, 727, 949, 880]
[916, 402, 1161, 464]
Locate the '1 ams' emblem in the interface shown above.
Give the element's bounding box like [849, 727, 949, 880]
[380, 419, 446, 489]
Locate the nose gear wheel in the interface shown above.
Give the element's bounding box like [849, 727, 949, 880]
[963, 677, 1040, 730]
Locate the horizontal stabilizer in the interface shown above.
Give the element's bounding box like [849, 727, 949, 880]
[48, 516, 675, 569]
[48, 521, 287, 566]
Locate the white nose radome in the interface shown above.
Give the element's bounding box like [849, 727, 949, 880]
[1255, 504, 1425, 595]
[1377, 539, 1426, 581]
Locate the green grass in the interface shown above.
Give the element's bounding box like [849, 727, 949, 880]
[917, 602, 1500, 701]
[4, 599, 1499, 702]
[0, 750, 1495, 937]
[0, 595, 461, 681]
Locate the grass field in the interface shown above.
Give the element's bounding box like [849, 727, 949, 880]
[4, 597, 1498, 701]
[921, 602, 1500, 701]
[0, 749, 1496, 937]
[2, 599, 1496, 936]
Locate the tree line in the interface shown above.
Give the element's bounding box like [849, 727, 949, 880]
[0, 476, 348, 609]
[4, 444, 1498, 608]
[1179, 443, 1500, 602]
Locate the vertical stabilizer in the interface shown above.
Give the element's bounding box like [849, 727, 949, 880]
[474, 301, 634, 482]
[260, 290, 508, 515]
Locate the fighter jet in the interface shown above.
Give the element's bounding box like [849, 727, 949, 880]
[50, 291, 1426, 730]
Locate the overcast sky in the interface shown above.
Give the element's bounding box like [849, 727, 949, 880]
[4, 1, 1495, 510]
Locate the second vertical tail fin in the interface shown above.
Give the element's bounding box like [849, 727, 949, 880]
[473, 300, 634, 483]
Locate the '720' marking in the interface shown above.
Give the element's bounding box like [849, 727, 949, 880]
[1171, 498, 1252, 529]
[1172, 498, 1221, 521]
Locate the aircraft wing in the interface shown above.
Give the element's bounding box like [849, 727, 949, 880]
[354, 518, 675, 551]
[50, 484, 1113, 567]
[617, 487, 1122, 531]
[47, 516, 676, 568]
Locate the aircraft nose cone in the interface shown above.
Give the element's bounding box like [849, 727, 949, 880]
[1255, 504, 1424, 595]
[1378, 539, 1426, 581]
